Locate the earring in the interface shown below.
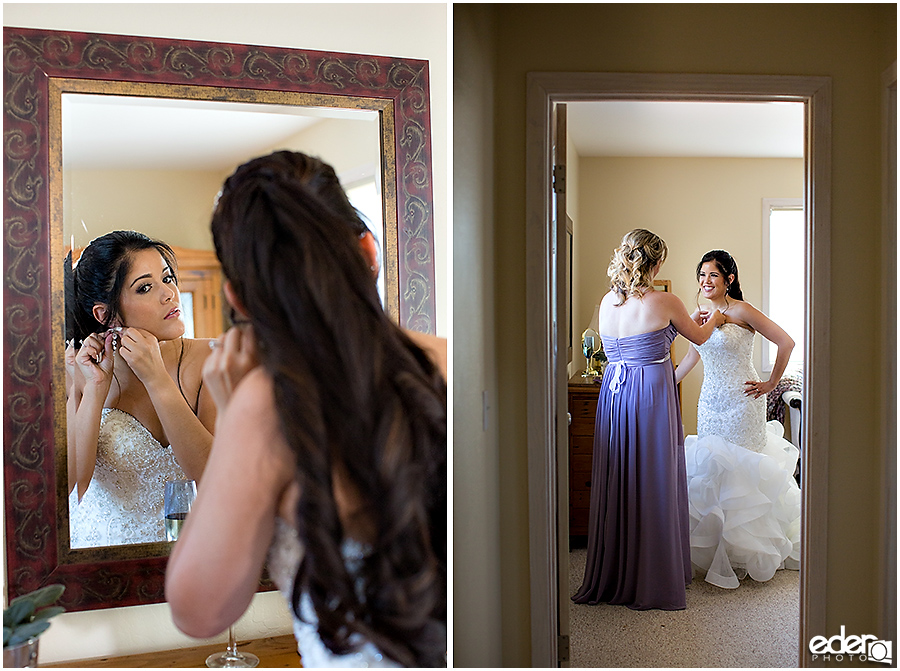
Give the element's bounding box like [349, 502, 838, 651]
[229, 307, 250, 326]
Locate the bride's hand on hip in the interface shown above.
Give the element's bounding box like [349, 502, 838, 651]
[203, 325, 260, 411]
[744, 379, 775, 398]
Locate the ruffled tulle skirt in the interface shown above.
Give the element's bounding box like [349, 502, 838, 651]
[684, 420, 801, 589]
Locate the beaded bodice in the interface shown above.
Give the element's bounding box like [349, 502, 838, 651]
[69, 408, 186, 547]
[695, 324, 767, 452]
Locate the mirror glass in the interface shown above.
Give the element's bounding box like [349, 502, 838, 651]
[581, 327, 604, 377]
[63, 93, 384, 549]
[63, 94, 385, 305]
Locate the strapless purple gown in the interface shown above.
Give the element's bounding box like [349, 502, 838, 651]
[572, 324, 691, 610]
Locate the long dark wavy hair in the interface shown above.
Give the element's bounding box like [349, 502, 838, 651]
[210, 151, 447, 667]
[696, 249, 744, 307]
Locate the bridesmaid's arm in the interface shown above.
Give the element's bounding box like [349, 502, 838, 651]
[663, 293, 725, 345]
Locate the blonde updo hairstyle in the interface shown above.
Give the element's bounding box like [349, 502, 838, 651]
[608, 229, 668, 306]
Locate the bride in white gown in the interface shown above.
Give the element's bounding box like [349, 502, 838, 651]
[675, 250, 801, 589]
[66, 231, 216, 548]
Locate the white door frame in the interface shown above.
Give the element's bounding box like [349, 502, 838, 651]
[524, 72, 831, 668]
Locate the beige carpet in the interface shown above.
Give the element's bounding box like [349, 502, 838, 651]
[568, 548, 800, 668]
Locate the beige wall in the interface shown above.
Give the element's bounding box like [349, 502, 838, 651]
[65, 169, 226, 251]
[452, 4, 503, 667]
[454, 3, 895, 666]
[284, 117, 381, 183]
[4, 2, 448, 664]
[64, 117, 381, 253]
[574, 156, 803, 433]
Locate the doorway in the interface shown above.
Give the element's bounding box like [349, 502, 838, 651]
[523, 72, 832, 668]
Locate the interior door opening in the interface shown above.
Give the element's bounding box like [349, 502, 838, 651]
[561, 98, 805, 667]
[524, 72, 831, 668]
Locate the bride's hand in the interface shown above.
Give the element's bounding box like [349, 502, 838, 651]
[65, 340, 77, 398]
[116, 327, 167, 385]
[203, 325, 260, 411]
[744, 379, 776, 398]
[75, 332, 115, 390]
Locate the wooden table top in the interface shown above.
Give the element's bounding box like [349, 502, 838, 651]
[43, 634, 301, 668]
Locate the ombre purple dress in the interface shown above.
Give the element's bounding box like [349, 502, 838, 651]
[572, 323, 691, 610]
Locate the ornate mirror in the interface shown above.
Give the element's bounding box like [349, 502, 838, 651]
[4, 27, 436, 611]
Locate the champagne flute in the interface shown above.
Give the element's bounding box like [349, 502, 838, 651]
[162, 481, 258, 667]
[164, 479, 196, 541]
[206, 625, 259, 668]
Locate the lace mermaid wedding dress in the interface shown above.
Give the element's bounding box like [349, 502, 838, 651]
[684, 323, 801, 588]
[68, 408, 186, 548]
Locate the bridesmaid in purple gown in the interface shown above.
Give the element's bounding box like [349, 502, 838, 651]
[572, 229, 725, 610]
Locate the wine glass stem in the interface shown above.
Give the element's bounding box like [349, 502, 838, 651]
[227, 626, 239, 656]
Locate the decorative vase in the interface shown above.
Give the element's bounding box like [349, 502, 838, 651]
[4, 638, 40, 668]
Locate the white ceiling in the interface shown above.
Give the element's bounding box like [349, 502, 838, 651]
[567, 101, 805, 158]
[62, 95, 378, 171]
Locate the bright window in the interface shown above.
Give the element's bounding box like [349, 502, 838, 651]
[761, 198, 804, 372]
[344, 175, 384, 303]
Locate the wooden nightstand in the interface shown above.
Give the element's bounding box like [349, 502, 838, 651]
[567, 372, 602, 538]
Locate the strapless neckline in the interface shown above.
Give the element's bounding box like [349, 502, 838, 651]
[600, 323, 675, 341]
[718, 321, 755, 335]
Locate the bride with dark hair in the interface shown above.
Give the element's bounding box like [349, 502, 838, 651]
[66, 230, 216, 548]
[166, 151, 447, 667]
[676, 249, 800, 589]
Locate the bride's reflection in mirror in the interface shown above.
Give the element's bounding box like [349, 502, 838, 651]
[61, 93, 385, 551]
[66, 231, 216, 548]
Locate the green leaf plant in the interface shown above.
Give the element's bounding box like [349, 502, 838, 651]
[3, 584, 66, 648]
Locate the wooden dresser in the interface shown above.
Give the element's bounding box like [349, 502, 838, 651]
[567, 372, 602, 537]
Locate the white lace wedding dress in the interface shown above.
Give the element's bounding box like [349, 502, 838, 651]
[267, 518, 401, 668]
[68, 408, 186, 548]
[684, 323, 801, 588]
